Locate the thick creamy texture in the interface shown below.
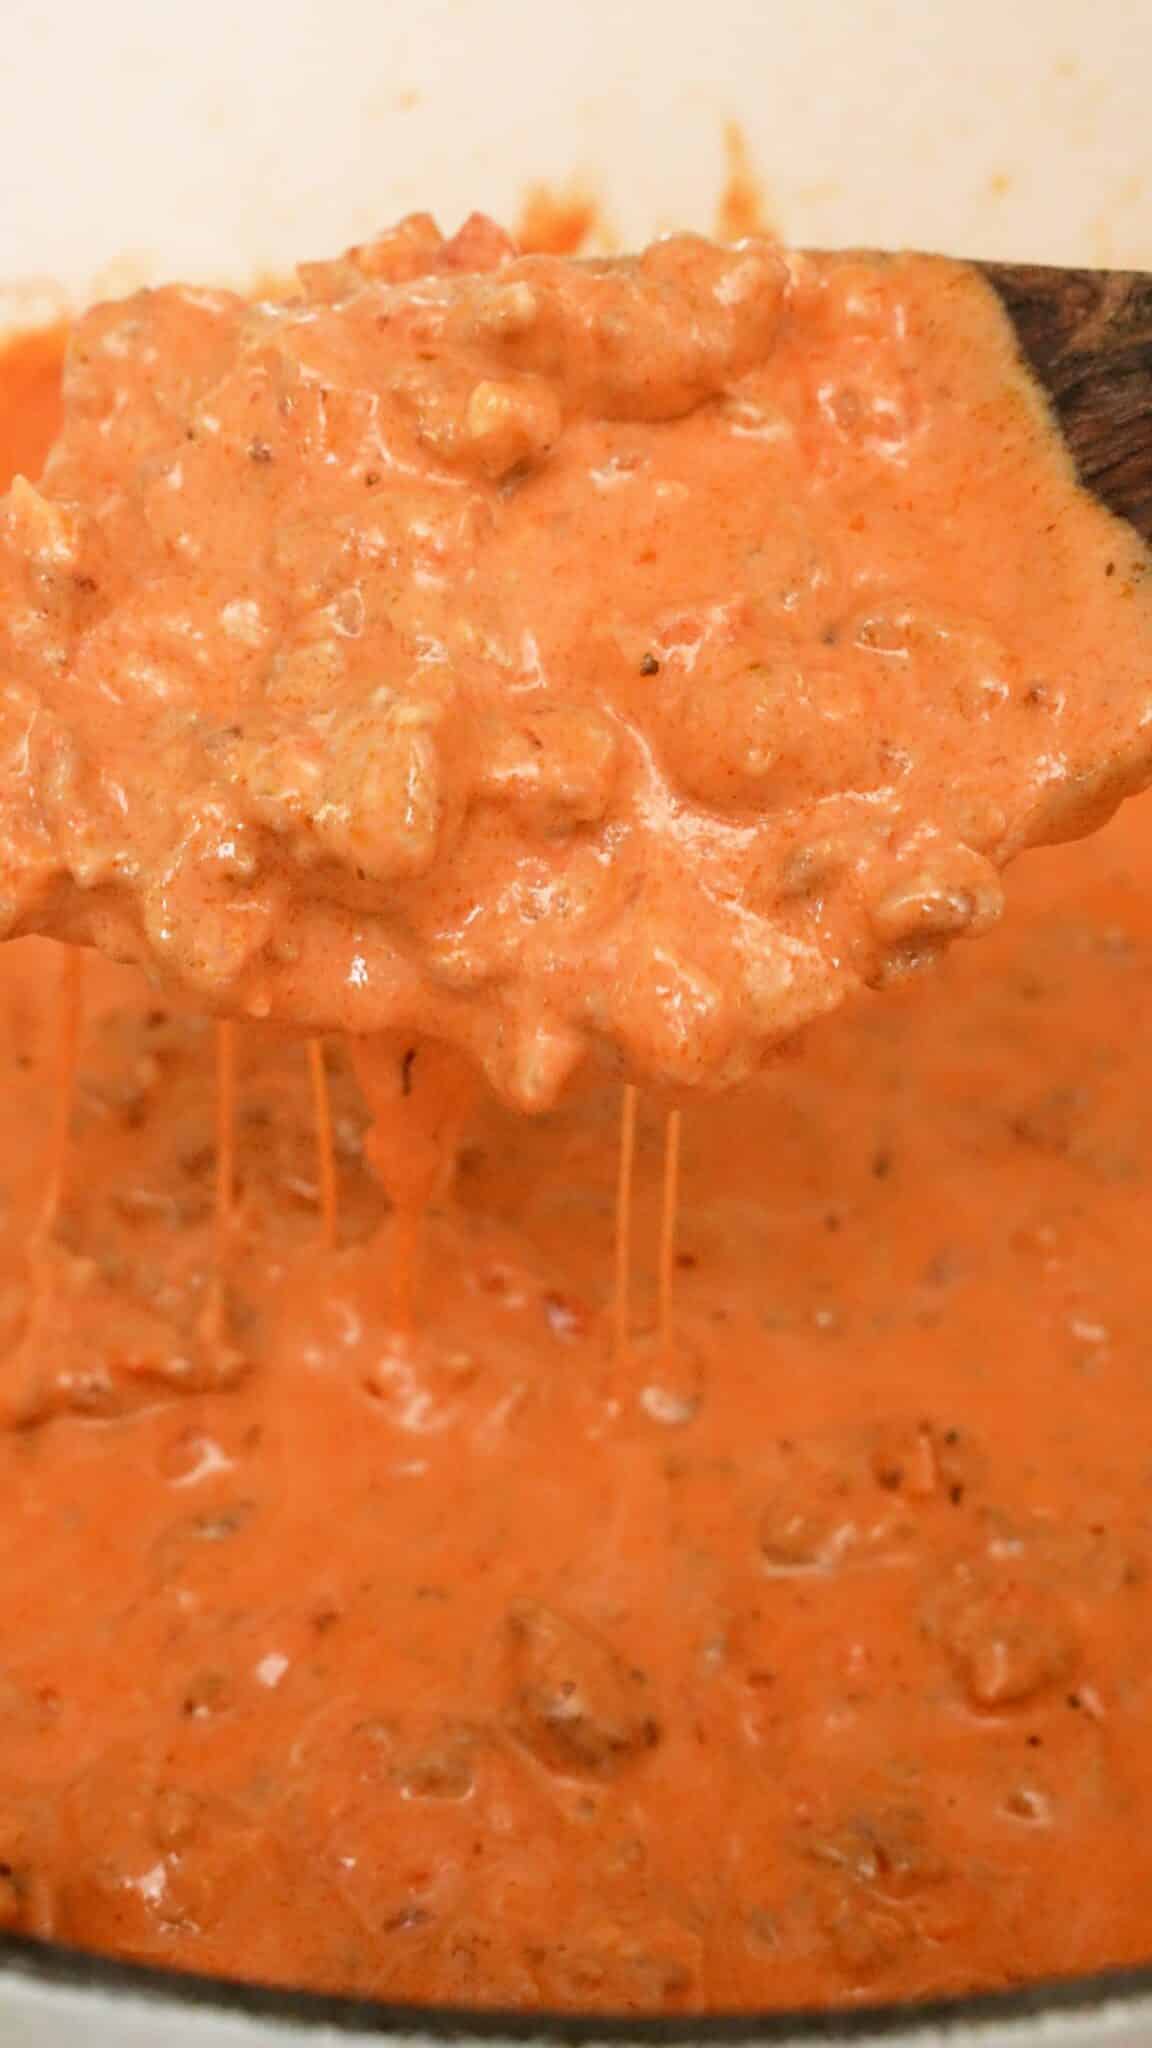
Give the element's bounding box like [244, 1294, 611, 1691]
[2, 221, 1152, 1108]
[2, 335, 1152, 2012]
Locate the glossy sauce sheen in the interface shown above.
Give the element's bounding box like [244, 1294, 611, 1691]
[2, 223, 1152, 1108]
[3, 321, 1152, 2011]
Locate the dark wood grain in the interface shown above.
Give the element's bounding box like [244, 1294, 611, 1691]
[980, 262, 1152, 541]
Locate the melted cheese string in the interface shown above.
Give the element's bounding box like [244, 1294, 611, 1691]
[613, 1084, 638, 1363]
[216, 1022, 236, 1240]
[40, 946, 85, 1238]
[210, 1020, 237, 1346]
[657, 1107, 682, 1357]
[307, 1038, 338, 1251]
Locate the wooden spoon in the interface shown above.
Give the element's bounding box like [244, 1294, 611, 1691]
[981, 263, 1152, 537]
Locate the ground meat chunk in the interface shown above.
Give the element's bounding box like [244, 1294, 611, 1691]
[805, 1806, 947, 1900]
[932, 1560, 1079, 1710]
[505, 1602, 661, 1777]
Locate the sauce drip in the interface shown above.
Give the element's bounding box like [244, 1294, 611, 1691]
[350, 1035, 477, 1340]
[307, 1038, 338, 1252]
[40, 945, 85, 1238]
[208, 1019, 237, 1349]
[657, 1108, 682, 1357]
[613, 1083, 639, 1363]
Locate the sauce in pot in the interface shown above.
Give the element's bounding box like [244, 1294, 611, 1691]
[2, 263, 1152, 2012]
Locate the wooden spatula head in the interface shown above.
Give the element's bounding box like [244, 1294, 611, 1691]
[981, 263, 1152, 540]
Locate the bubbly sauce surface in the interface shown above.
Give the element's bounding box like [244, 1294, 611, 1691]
[2, 327, 1152, 2013]
[2, 223, 1152, 1107]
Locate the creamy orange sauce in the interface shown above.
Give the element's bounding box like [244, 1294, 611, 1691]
[3, 221, 1151, 1114]
[3, 322, 1152, 2014]
[0, 324, 67, 491]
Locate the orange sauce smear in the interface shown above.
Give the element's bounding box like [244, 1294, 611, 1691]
[515, 122, 774, 257]
[515, 184, 610, 255]
[716, 122, 775, 242]
[2, 324, 1152, 2014]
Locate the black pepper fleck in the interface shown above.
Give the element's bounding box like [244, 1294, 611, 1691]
[640, 653, 661, 676]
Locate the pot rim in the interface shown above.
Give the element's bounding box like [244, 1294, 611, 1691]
[2, 1931, 1151, 2039]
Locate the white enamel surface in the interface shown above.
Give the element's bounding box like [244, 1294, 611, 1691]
[1, 0, 1151, 2040]
[1, 0, 1151, 319]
